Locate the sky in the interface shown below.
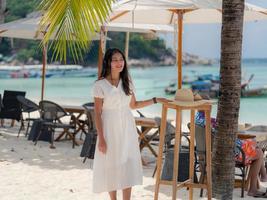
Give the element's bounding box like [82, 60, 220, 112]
[161, 0, 267, 59]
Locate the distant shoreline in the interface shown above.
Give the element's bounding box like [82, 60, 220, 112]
[2, 57, 267, 68]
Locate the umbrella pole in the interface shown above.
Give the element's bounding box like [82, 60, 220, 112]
[177, 11, 183, 89]
[97, 26, 106, 79]
[41, 43, 47, 101]
[97, 38, 103, 79]
[125, 31, 130, 61]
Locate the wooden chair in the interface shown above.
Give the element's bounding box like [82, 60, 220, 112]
[17, 96, 39, 137]
[0, 90, 26, 127]
[190, 123, 249, 198]
[35, 100, 77, 148]
[0, 94, 2, 112]
[80, 103, 97, 163]
[135, 117, 159, 158]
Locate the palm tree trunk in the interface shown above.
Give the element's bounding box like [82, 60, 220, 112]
[212, 0, 244, 199]
[0, 0, 6, 24]
[0, 0, 6, 44]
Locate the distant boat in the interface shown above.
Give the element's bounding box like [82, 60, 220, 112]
[0, 65, 97, 79]
[165, 73, 267, 98]
[241, 87, 267, 97]
[0, 66, 22, 78]
[10, 70, 30, 78]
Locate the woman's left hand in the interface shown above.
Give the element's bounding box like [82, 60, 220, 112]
[155, 97, 171, 104]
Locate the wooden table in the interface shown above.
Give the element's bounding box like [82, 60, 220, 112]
[135, 117, 160, 158]
[55, 105, 86, 142]
[238, 131, 267, 142]
[154, 102, 213, 200]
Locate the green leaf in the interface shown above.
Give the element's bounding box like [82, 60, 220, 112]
[38, 0, 114, 62]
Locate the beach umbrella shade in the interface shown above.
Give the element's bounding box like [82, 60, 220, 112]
[0, 11, 175, 92]
[109, 0, 267, 88]
[0, 12, 103, 101]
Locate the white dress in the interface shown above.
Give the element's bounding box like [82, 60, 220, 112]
[92, 78, 143, 193]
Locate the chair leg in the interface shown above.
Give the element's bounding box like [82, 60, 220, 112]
[152, 165, 157, 177]
[72, 129, 77, 149]
[25, 121, 30, 137]
[72, 131, 76, 149]
[34, 127, 43, 146]
[11, 119, 15, 127]
[83, 157, 87, 163]
[17, 121, 24, 138]
[199, 163, 206, 197]
[50, 127, 56, 149]
[241, 167, 245, 198]
[199, 173, 204, 197]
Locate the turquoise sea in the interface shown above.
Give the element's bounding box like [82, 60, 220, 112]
[1, 60, 267, 125]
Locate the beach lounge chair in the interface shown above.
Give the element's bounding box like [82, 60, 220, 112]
[0, 90, 26, 126]
[34, 100, 77, 148]
[16, 96, 39, 137]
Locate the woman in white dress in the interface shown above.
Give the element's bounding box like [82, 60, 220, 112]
[92, 48, 168, 200]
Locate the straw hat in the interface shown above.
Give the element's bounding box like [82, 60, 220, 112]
[170, 89, 214, 107]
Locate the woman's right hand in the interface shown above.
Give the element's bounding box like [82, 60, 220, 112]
[98, 137, 107, 154]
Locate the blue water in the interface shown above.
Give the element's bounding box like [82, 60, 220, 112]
[1, 61, 267, 125]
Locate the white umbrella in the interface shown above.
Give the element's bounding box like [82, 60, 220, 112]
[109, 0, 267, 88]
[0, 13, 103, 101]
[0, 11, 175, 84]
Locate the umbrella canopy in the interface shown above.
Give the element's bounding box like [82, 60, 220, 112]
[0, 13, 102, 40]
[0, 12, 107, 101]
[111, 0, 267, 24]
[0, 11, 175, 99]
[109, 0, 267, 88]
[106, 22, 173, 33]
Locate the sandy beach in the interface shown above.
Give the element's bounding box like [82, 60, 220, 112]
[0, 120, 266, 200]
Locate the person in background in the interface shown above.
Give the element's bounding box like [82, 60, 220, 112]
[195, 108, 267, 198]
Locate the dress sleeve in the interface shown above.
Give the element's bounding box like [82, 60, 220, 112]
[92, 81, 104, 98]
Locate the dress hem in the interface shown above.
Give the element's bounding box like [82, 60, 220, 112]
[93, 181, 143, 193]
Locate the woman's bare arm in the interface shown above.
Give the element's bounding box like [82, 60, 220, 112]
[129, 93, 169, 110]
[94, 97, 106, 153]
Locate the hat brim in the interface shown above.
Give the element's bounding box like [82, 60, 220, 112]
[170, 99, 215, 107]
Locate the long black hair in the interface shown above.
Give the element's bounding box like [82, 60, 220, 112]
[100, 48, 132, 95]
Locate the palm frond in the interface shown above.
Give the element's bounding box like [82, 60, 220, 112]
[38, 0, 114, 62]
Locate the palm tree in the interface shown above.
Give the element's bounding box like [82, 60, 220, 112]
[212, 0, 244, 199]
[38, 0, 114, 62]
[0, 0, 6, 24]
[0, 0, 6, 44]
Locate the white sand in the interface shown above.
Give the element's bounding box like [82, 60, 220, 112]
[0, 121, 264, 200]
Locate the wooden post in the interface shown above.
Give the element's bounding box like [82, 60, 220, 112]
[172, 109, 182, 200]
[41, 43, 47, 101]
[177, 10, 183, 89]
[189, 109, 196, 200]
[205, 108, 212, 199]
[125, 32, 130, 61]
[154, 104, 168, 200]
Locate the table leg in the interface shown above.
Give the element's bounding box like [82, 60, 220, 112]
[154, 105, 168, 200]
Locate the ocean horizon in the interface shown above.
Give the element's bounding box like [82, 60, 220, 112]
[1, 60, 267, 126]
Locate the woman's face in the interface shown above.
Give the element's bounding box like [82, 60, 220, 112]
[110, 52, 125, 74]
